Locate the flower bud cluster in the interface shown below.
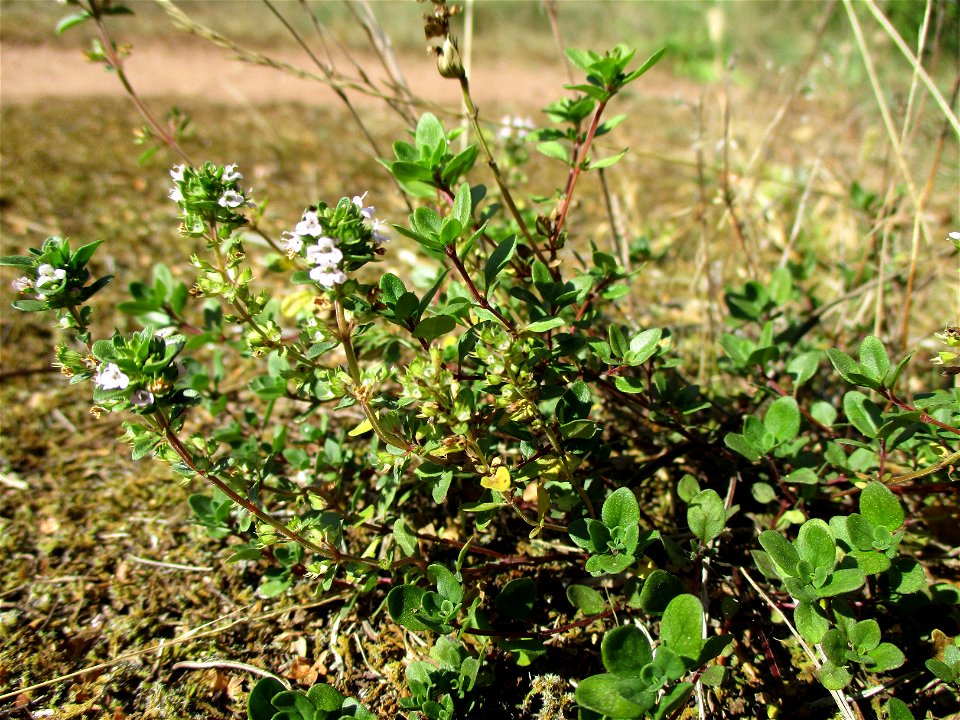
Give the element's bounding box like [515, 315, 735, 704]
[472, 325, 540, 420]
[169, 162, 255, 239]
[282, 193, 389, 291]
[400, 349, 472, 430]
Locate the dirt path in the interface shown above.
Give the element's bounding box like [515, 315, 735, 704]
[1, 42, 696, 109]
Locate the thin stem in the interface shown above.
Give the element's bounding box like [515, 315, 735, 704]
[457, 76, 550, 270]
[445, 244, 517, 334]
[551, 99, 608, 246]
[88, 1, 191, 164]
[333, 297, 413, 451]
[882, 390, 960, 436]
[154, 411, 328, 556]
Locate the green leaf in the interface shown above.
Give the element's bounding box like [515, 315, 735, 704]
[859, 335, 891, 386]
[676, 474, 701, 503]
[451, 182, 472, 228]
[783, 468, 819, 485]
[484, 235, 516, 288]
[660, 594, 704, 661]
[524, 317, 565, 333]
[56, 11, 92, 34]
[795, 519, 836, 575]
[428, 563, 462, 604]
[415, 112, 446, 155]
[650, 681, 692, 720]
[866, 642, 906, 672]
[819, 660, 852, 690]
[11, 299, 49, 312]
[849, 619, 881, 653]
[764, 396, 801, 444]
[247, 677, 286, 720]
[601, 624, 653, 674]
[386, 585, 430, 632]
[0, 255, 35, 268]
[575, 674, 652, 719]
[412, 315, 456, 341]
[724, 432, 762, 462]
[622, 47, 667, 84]
[393, 519, 418, 557]
[758, 530, 800, 578]
[787, 351, 821, 387]
[816, 568, 865, 597]
[567, 584, 605, 615]
[637, 569, 682, 615]
[860, 482, 904, 532]
[794, 600, 830, 644]
[888, 557, 926, 594]
[843, 391, 883, 438]
[496, 577, 537, 620]
[588, 148, 628, 169]
[625, 328, 661, 365]
[536, 141, 570, 164]
[687, 489, 726, 544]
[601, 488, 640, 531]
[884, 698, 916, 720]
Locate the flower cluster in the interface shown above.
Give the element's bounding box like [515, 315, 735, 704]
[497, 115, 535, 141]
[282, 192, 389, 291]
[12, 263, 67, 298]
[168, 163, 255, 239]
[88, 328, 192, 415]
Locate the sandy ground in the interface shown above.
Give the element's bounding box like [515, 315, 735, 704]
[0, 41, 698, 109]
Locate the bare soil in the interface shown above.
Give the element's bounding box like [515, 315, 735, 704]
[1, 42, 699, 108]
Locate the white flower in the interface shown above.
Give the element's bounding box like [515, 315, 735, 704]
[513, 116, 534, 139]
[306, 242, 343, 266]
[168, 186, 183, 203]
[281, 231, 304, 255]
[948, 231, 960, 241]
[310, 265, 347, 288]
[12, 276, 33, 293]
[35, 264, 66, 295]
[94, 363, 130, 390]
[371, 218, 390, 244]
[352, 192, 374, 219]
[218, 190, 245, 208]
[129, 389, 155, 407]
[498, 114, 513, 140]
[170, 164, 185, 182]
[293, 469, 311, 486]
[295, 211, 322, 237]
[222, 164, 242, 182]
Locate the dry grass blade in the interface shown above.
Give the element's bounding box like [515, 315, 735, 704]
[863, 0, 960, 139]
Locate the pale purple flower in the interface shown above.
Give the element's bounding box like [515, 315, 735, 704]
[352, 192, 374, 219]
[222, 164, 242, 182]
[295, 211, 322, 237]
[12, 276, 33, 293]
[94, 363, 130, 390]
[306, 242, 342, 267]
[281, 231, 304, 255]
[129, 389, 155, 408]
[371, 218, 390, 244]
[310, 265, 347, 288]
[218, 190, 245, 208]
